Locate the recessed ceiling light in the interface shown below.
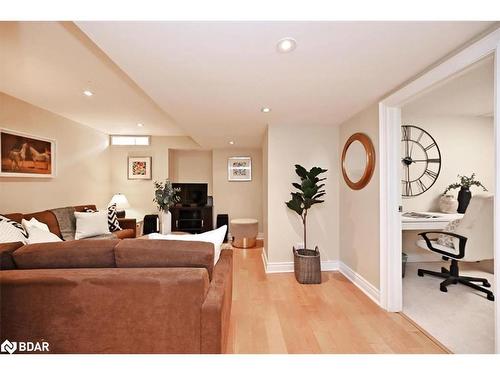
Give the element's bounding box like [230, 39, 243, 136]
[229, 141, 235, 145]
[83, 90, 93, 97]
[277, 38, 297, 53]
[261, 107, 271, 113]
[137, 123, 144, 127]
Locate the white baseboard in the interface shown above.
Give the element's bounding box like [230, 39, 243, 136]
[338, 261, 380, 306]
[260, 252, 380, 306]
[261, 251, 338, 273]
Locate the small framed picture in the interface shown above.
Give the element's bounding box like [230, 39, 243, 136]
[128, 156, 152, 180]
[0, 128, 56, 178]
[228, 156, 252, 181]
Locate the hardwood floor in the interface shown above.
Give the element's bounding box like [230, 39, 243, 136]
[226, 241, 447, 354]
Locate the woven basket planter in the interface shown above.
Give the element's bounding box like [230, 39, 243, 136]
[293, 246, 321, 284]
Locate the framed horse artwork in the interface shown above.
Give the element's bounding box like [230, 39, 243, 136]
[0, 129, 56, 178]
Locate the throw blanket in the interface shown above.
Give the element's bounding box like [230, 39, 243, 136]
[50, 207, 77, 241]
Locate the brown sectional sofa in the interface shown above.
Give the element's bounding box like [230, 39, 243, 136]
[3, 204, 137, 240]
[0, 238, 233, 353]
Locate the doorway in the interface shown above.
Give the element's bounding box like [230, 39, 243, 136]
[379, 30, 500, 353]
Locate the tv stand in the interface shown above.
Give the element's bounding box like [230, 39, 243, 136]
[170, 205, 213, 234]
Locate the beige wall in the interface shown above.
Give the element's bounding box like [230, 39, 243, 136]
[168, 149, 213, 194]
[266, 124, 340, 263]
[212, 148, 263, 233]
[109, 136, 200, 219]
[400, 114, 494, 260]
[0, 92, 111, 213]
[401, 114, 494, 211]
[339, 104, 380, 288]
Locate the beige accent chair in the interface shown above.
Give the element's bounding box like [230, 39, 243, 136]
[230, 218, 258, 248]
[416, 194, 494, 301]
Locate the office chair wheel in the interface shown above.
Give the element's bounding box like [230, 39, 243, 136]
[417, 269, 424, 277]
[440, 285, 448, 293]
[487, 294, 495, 301]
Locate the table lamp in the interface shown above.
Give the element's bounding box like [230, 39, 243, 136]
[108, 193, 130, 218]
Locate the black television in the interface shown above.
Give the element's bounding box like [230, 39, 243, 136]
[173, 183, 208, 207]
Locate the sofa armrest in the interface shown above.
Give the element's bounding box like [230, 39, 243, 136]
[201, 249, 233, 353]
[0, 242, 24, 270]
[118, 218, 137, 236]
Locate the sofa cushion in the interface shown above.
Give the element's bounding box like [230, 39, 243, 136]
[115, 239, 215, 280]
[0, 242, 24, 270]
[23, 210, 62, 238]
[13, 239, 119, 269]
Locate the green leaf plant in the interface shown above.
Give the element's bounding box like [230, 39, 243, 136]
[285, 164, 327, 250]
[443, 173, 487, 195]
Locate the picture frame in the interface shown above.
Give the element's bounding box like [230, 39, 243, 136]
[228, 156, 252, 181]
[0, 128, 56, 178]
[128, 156, 152, 180]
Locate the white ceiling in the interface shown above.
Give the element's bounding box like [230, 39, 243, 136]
[1, 21, 496, 148]
[77, 21, 496, 148]
[0, 22, 184, 137]
[403, 55, 494, 117]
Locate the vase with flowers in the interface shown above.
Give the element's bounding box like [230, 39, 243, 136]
[153, 179, 181, 234]
[443, 173, 487, 213]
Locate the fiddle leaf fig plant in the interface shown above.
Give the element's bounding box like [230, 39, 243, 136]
[285, 164, 327, 250]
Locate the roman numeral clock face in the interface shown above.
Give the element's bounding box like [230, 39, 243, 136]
[401, 125, 441, 197]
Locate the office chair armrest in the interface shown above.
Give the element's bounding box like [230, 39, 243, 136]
[418, 231, 467, 259]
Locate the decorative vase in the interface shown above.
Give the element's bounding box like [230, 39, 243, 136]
[439, 194, 458, 214]
[457, 187, 472, 214]
[159, 210, 172, 234]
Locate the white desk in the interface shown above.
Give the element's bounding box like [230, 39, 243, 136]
[402, 212, 464, 231]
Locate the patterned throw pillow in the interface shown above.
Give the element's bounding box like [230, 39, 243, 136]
[107, 204, 122, 232]
[0, 214, 29, 244]
[437, 218, 461, 249]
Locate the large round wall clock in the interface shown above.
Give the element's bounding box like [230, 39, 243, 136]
[401, 125, 441, 197]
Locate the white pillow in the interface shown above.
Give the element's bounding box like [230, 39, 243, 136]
[0, 215, 28, 244]
[148, 225, 227, 264]
[26, 225, 63, 244]
[22, 217, 50, 233]
[74, 211, 110, 240]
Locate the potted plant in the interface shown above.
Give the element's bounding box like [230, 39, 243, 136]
[153, 179, 181, 234]
[285, 164, 327, 284]
[443, 173, 487, 213]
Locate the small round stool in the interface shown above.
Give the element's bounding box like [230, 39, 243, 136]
[230, 218, 258, 248]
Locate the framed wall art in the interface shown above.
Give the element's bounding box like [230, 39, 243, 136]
[128, 156, 152, 180]
[0, 128, 56, 178]
[228, 156, 252, 181]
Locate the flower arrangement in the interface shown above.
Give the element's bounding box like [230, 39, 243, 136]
[153, 179, 181, 211]
[443, 173, 487, 195]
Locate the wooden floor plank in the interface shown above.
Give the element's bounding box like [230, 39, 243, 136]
[226, 242, 447, 354]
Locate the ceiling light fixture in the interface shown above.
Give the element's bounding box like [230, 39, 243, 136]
[276, 37, 297, 53]
[137, 123, 144, 127]
[83, 90, 93, 97]
[229, 141, 235, 145]
[261, 107, 271, 113]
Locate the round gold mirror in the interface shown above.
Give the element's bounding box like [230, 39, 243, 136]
[341, 133, 375, 190]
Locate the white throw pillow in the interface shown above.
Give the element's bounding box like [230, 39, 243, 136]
[148, 225, 227, 264]
[74, 211, 110, 240]
[22, 217, 50, 233]
[26, 225, 63, 244]
[0, 215, 28, 244]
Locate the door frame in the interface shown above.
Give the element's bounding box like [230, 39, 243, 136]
[378, 27, 500, 353]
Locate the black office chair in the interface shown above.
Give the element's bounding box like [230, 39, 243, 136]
[416, 194, 494, 301]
